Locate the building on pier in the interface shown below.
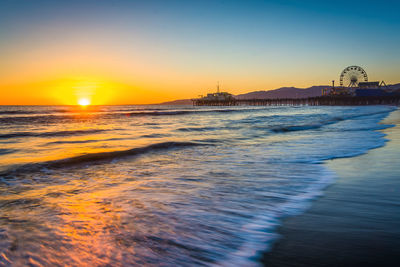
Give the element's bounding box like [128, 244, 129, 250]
[193, 82, 234, 102]
[323, 66, 390, 97]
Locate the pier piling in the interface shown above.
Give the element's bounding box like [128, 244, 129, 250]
[192, 96, 400, 106]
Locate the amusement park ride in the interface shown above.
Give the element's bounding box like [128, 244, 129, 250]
[323, 65, 389, 96]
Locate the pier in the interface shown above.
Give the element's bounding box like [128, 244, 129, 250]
[192, 96, 400, 106]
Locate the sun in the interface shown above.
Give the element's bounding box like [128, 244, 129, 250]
[78, 98, 91, 106]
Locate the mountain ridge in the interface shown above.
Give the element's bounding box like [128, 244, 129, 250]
[235, 85, 328, 100]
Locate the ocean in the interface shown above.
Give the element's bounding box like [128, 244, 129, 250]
[0, 105, 396, 266]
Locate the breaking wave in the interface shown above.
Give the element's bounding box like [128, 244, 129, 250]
[0, 141, 210, 178]
[0, 129, 108, 139]
[271, 108, 396, 133]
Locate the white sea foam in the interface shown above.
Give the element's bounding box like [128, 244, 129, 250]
[218, 167, 336, 267]
[217, 106, 396, 266]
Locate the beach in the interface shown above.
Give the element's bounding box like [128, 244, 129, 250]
[263, 108, 400, 266]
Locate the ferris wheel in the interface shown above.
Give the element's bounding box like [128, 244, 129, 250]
[339, 66, 368, 87]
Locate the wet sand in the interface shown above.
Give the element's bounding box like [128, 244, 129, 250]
[262, 109, 400, 267]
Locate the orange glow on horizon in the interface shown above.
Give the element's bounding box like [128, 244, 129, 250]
[0, 75, 182, 105]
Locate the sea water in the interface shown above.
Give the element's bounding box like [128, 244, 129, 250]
[0, 105, 395, 266]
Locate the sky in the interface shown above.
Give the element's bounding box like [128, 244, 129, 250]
[0, 0, 399, 105]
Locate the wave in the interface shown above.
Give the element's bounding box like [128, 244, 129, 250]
[43, 137, 130, 146]
[0, 108, 83, 115]
[122, 107, 265, 117]
[220, 168, 336, 266]
[0, 115, 78, 125]
[45, 139, 104, 145]
[271, 108, 395, 133]
[176, 126, 218, 132]
[0, 149, 16, 155]
[140, 133, 170, 138]
[0, 129, 107, 139]
[43, 135, 167, 146]
[271, 124, 322, 133]
[114, 107, 169, 112]
[127, 110, 193, 116]
[126, 108, 256, 117]
[0, 141, 210, 178]
[0, 110, 37, 115]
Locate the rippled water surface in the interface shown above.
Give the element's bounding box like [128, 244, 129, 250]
[0, 105, 395, 266]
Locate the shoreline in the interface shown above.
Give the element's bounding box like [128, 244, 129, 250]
[261, 108, 400, 266]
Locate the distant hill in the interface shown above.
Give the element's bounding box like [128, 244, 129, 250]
[159, 99, 192, 105]
[235, 86, 328, 99]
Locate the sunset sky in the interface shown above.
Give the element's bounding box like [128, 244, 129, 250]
[1, 0, 399, 105]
